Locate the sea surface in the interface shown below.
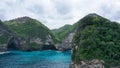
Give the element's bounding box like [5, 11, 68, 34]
[0, 50, 71, 68]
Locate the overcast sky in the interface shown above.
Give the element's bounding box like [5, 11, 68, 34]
[0, 0, 120, 29]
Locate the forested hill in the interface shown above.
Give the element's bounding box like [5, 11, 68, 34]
[71, 13, 120, 68]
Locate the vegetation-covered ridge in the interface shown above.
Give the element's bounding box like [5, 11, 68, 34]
[72, 13, 120, 67]
[52, 23, 78, 42]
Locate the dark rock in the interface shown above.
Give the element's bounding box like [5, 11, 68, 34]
[57, 47, 65, 51]
[42, 44, 56, 50]
[7, 37, 20, 50]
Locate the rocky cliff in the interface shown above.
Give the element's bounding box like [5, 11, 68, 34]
[52, 23, 78, 51]
[70, 13, 120, 68]
[57, 30, 76, 51]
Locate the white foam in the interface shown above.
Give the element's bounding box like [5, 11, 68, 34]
[0, 51, 10, 54]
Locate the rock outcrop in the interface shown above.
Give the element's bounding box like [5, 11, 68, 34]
[70, 59, 104, 68]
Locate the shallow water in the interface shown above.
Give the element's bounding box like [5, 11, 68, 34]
[0, 50, 71, 68]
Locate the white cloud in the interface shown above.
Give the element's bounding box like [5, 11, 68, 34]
[0, 0, 120, 29]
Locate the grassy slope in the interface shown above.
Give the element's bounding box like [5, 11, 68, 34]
[4, 18, 56, 41]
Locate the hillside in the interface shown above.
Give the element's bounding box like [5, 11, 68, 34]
[4, 17, 57, 51]
[52, 24, 72, 41]
[71, 13, 120, 68]
[52, 23, 78, 42]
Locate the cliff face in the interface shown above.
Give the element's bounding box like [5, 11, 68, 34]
[71, 13, 120, 68]
[2, 17, 57, 51]
[57, 30, 76, 51]
[0, 20, 15, 52]
[52, 23, 78, 51]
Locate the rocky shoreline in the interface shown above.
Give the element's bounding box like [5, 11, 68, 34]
[69, 59, 104, 68]
[69, 59, 120, 68]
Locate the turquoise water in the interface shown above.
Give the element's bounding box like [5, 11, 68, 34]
[0, 50, 71, 68]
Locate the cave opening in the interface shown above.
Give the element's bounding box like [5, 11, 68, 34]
[42, 44, 57, 50]
[7, 37, 20, 50]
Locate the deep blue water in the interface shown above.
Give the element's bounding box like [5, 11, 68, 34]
[0, 50, 71, 68]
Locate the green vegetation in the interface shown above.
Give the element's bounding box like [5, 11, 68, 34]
[52, 23, 78, 42]
[72, 14, 120, 67]
[0, 34, 9, 44]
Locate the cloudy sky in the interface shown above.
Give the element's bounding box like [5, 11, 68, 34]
[0, 0, 120, 29]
